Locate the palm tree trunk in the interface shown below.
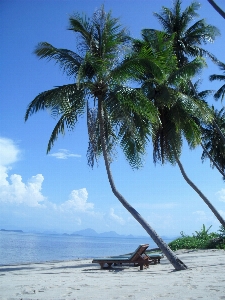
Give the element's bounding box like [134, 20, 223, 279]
[208, 0, 225, 19]
[98, 96, 187, 271]
[201, 142, 225, 178]
[176, 156, 225, 228]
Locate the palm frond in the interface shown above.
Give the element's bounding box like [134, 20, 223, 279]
[153, 8, 173, 34]
[47, 103, 84, 153]
[68, 13, 98, 55]
[209, 74, 225, 81]
[25, 84, 85, 121]
[214, 85, 225, 101]
[181, 1, 200, 27]
[105, 87, 157, 168]
[185, 19, 220, 45]
[201, 107, 225, 171]
[86, 105, 100, 168]
[34, 42, 83, 78]
[198, 89, 214, 100]
[168, 56, 206, 85]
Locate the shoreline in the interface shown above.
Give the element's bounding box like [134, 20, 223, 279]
[0, 247, 163, 267]
[1, 249, 225, 299]
[0, 257, 89, 268]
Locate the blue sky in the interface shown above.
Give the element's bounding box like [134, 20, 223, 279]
[0, 0, 225, 237]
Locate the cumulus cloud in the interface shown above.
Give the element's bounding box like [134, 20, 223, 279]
[60, 188, 94, 212]
[0, 173, 45, 207]
[216, 189, 225, 202]
[49, 149, 81, 159]
[0, 137, 20, 166]
[0, 137, 46, 207]
[109, 208, 125, 225]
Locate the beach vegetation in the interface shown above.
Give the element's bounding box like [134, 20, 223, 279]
[169, 224, 225, 250]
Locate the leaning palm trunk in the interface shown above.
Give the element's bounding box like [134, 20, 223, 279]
[98, 97, 187, 271]
[201, 142, 225, 178]
[176, 156, 225, 228]
[208, 0, 225, 19]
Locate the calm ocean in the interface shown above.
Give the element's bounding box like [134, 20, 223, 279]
[0, 231, 173, 266]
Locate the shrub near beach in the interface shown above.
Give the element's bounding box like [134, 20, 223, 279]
[168, 224, 225, 251]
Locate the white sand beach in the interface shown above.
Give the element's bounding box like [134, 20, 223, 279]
[0, 249, 225, 300]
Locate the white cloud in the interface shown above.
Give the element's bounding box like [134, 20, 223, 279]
[0, 138, 46, 207]
[49, 149, 81, 159]
[109, 208, 125, 225]
[216, 189, 225, 202]
[0, 172, 46, 207]
[0, 165, 10, 186]
[0, 137, 20, 166]
[60, 188, 94, 212]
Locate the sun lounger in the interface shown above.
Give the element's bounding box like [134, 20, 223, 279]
[92, 244, 150, 270]
[113, 252, 164, 264]
[147, 253, 164, 264]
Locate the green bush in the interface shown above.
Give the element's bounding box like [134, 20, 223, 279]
[168, 224, 225, 251]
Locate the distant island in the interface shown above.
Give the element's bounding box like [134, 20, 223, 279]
[70, 228, 176, 240]
[0, 227, 177, 240]
[70, 228, 136, 238]
[1, 229, 23, 233]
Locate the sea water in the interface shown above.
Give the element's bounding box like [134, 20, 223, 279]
[0, 231, 173, 266]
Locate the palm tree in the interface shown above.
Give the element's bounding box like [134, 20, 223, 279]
[132, 31, 225, 228]
[207, 0, 225, 19]
[209, 61, 225, 102]
[144, 0, 225, 144]
[25, 7, 187, 270]
[201, 107, 225, 178]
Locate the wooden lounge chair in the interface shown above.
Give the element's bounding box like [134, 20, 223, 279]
[109, 251, 164, 265]
[147, 253, 164, 264]
[92, 244, 150, 270]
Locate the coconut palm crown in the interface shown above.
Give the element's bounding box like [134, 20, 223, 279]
[131, 31, 212, 165]
[25, 6, 157, 169]
[147, 0, 220, 67]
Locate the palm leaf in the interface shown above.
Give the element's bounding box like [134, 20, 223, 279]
[25, 84, 85, 120]
[34, 42, 83, 78]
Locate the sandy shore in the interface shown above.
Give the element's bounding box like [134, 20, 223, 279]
[0, 249, 225, 299]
